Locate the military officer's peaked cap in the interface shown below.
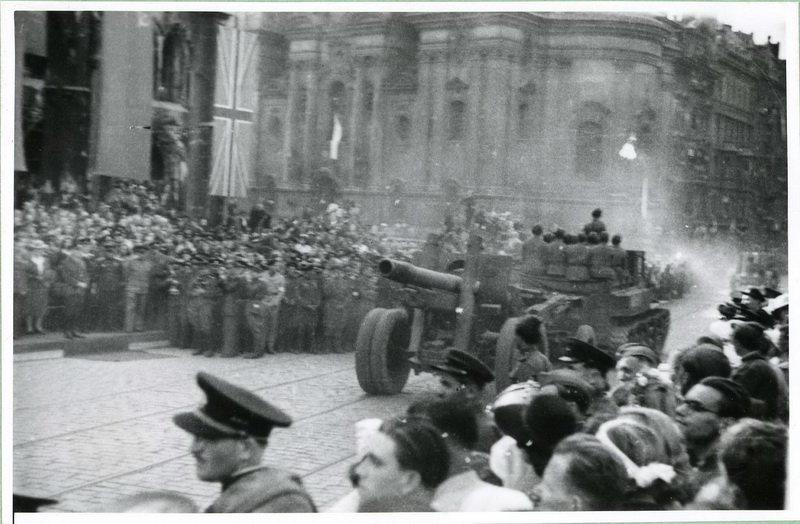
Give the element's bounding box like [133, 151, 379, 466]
[559, 337, 617, 373]
[14, 494, 58, 513]
[173, 372, 292, 439]
[430, 348, 495, 386]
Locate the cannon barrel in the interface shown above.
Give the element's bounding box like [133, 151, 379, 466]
[378, 258, 463, 294]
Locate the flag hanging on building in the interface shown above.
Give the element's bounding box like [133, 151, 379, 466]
[330, 113, 343, 160]
[89, 12, 153, 180]
[209, 20, 258, 199]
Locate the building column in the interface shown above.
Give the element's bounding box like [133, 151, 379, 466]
[185, 13, 222, 220]
[282, 65, 299, 183]
[346, 59, 365, 187]
[302, 65, 319, 181]
[40, 12, 95, 193]
[368, 65, 385, 186]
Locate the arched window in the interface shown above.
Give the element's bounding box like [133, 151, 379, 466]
[575, 121, 603, 177]
[518, 102, 532, 139]
[268, 115, 282, 140]
[449, 100, 466, 141]
[396, 114, 411, 143]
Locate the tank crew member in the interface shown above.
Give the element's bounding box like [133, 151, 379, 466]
[545, 229, 567, 277]
[521, 225, 546, 276]
[583, 208, 607, 235]
[610, 234, 628, 284]
[563, 234, 590, 281]
[174, 372, 316, 512]
[430, 348, 500, 453]
[588, 231, 616, 281]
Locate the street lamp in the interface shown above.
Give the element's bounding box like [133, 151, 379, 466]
[619, 135, 648, 221]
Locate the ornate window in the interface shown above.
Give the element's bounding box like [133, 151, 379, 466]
[396, 114, 411, 143]
[575, 121, 604, 177]
[448, 100, 466, 141]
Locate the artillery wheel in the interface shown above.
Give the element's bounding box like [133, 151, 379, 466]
[495, 317, 522, 392]
[355, 308, 387, 393]
[361, 308, 411, 395]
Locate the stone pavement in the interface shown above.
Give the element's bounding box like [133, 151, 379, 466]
[13, 346, 438, 512]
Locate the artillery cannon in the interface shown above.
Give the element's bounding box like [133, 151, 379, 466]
[356, 232, 671, 394]
[355, 234, 578, 394]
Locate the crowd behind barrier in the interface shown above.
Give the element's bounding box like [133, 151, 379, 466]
[13, 182, 789, 514]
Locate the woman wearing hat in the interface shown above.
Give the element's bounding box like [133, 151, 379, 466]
[23, 239, 55, 334]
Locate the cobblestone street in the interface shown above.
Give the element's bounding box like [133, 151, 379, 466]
[13, 347, 438, 512]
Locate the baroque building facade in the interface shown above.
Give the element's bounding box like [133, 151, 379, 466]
[14, 11, 787, 244]
[252, 12, 786, 242]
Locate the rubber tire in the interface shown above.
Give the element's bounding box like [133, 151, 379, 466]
[368, 308, 411, 395]
[495, 317, 522, 392]
[355, 308, 387, 394]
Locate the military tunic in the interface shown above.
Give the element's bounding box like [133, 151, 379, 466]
[205, 466, 316, 513]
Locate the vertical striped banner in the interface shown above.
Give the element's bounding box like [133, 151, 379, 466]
[208, 21, 258, 197]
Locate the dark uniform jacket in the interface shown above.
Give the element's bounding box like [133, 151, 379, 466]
[733, 352, 787, 421]
[205, 466, 316, 513]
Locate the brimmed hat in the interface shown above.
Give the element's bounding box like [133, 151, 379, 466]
[429, 348, 495, 386]
[13, 494, 58, 513]
[617, 343, 659, 367]
[538, 369, 593, 414]
[741, 287, 766, 303]
[173, 372, 292, 439]
[559, 337, 617, 373]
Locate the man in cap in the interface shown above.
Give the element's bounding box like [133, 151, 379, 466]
[174, 372, 316, 512]
[558, 337, 618, 418]
[430, 348, 499, 453]
[614, 343, 659, 384]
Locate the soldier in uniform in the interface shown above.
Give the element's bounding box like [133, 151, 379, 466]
[322, 261, 349, 353]
[610, 234, 628, 284]
[297, 266, 322, 353]
[557, 337, 618, 420]
[92, 241, 125, 331]
[583, 208, 607, 235]
[429, 348, 500, 454]
[173, 372, 316, 512]
[147, 243, 173, 331]
[563, 234, 590, 281]
[187, 264, 216, 356]
[121, 244, 154, 332]
[242, 259, 285, 358]
[218, 263, 246, 358]
[51, 238, 91, 339]
[588, 231, 616, 281]
[165, 261, 183, 347]
[520, 225, 546, 278]
[279, 265, 302, 353]
[545, 229, 567, 277]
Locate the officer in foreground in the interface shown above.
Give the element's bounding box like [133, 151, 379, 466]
[173, 372, 316, 512]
